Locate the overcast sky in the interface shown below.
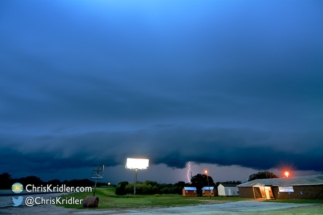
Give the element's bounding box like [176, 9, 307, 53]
[0, 0, 322, 184]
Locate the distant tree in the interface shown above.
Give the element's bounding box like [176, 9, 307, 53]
[248, 171, 279, 181]
[143, 180, 158, 187]
[125, 183, 134, 194]
[115, 181, 129, 195]
[173, 181, 192, 194]
[63, 179, 93, 187]
[114, 181, 186, 195]
[0, 172, 12, 180]
[191, 174, 214, 195]
[0, 172, 13, 189]
[20, 176, 43, 187]
[172, 183, 185, 194]
[174, 181, 186, 188]
[47, 179, 61, 186]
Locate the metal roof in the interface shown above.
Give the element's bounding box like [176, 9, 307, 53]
[218, 183, 239, 187]
[183, 187, 197, 191]
[238, 174, 323, 187]
[202, 186, 214, 190]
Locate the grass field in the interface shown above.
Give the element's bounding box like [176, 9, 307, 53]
[57, 187, 245, 209]
[56, 187, 323, 215]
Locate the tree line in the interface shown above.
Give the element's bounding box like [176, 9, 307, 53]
[115, 174, 242, 195]
[115, 171, 279, 195]
[1, 170, 279, 193]
[115, 180, 186, 195]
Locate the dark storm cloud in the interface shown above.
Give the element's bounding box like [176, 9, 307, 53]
[1, 68, 322, 134]
[0, 0, 322, 179]
[1, 126, 322, 174]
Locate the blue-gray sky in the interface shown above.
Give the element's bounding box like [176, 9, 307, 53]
[0, 0, 322, 183]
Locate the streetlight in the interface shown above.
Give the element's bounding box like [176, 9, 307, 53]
[284, 171, 290, 178]
[205, 170, 210, 198]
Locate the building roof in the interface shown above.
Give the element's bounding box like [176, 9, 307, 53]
[183, 187, 197, 191]
[238, 174, 323, 187]
[202, 186, 214, 190]
[218, 183, 238, 187]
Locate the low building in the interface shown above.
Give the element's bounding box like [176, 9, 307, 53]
[217, 183, 239, 196]
[182, 187, 197, 197]
[238, 174, 323, 199]
[202, 186, 217, 197]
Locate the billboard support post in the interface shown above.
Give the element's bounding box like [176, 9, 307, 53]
[125, 158, 149, 196]
[134, 168, 138, 195]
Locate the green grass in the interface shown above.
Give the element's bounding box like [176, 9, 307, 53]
[56, 187, 246, 209]
[57, 187, 323, 210]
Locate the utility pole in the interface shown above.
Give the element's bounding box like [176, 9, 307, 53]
[91, 165, 104, 196]
[205, 170, 210, 198]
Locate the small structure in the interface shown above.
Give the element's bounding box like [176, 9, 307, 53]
[238, 182, 274, 199]
[202, 186, 217, 197]
[83, 196, 99, 208]
[238, 174, 323, 199]
[182, 187, 197, 197]
[217, 183, 239, 196]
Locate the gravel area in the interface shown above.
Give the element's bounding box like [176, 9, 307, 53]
[71, 201, 314, 215]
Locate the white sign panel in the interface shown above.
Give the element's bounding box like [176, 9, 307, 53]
[279, 186, 294, 192]
[126, 158, 149, 169]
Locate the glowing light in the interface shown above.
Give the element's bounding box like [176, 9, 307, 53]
[284, 171, 290, 178]
[205, 170, 208, 174]
[186, 162, 191, 183]
[125, 158, 149, 169]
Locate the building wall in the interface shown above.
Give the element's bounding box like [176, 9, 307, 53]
[239, 185, 323, 199]
[239, 187, 253, 198]
[225, 187, 239, 196]
[218, 185, 239, 196]
[272, 185, 323, 199]
[238, 187, 262, 198]
[202, 189, 217, 197]
[182, 189, 197, 197]
[218, 184, 225, 196]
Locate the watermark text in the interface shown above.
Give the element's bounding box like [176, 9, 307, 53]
[25, 184, 92, 193]
[24, 196, 83, 207]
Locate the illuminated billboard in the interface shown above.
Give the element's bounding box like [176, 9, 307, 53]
[126, 158, 149, 169]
